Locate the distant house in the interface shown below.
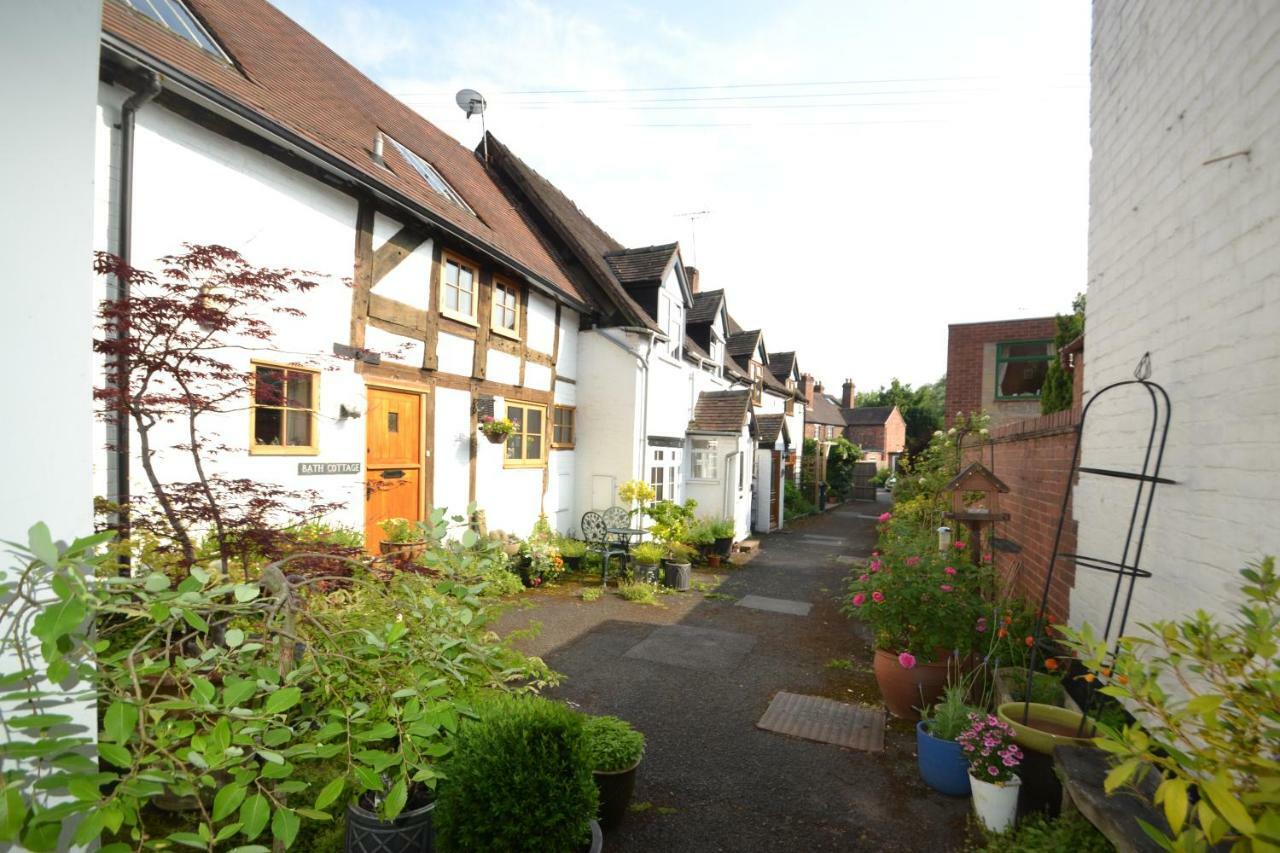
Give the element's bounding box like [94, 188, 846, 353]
[944, 317, 1059, 427]
[799, 374, 849, 441]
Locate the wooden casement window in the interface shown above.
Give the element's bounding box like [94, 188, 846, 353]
[491, 278, 520, 339]
[504, 401, 547, 468]
[750, 362, 763, 405]
[250, 363, 318, 455]
[440, 253, 479, 324]
[552, 406, 575, 448]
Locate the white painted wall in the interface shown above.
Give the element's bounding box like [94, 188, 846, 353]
[574, 330, 640, 515]
[527, 291, 558, 356]
[433, 387, 472, 518]
[1074, 0, 1280, 630]
[1, 3, 102, 848]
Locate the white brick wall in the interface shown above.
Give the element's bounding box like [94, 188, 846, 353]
[1073, 0, 1280, 630]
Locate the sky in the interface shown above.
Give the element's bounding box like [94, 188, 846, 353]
[272, 0, 1091, 392]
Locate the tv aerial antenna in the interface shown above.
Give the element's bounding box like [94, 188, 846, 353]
[675, 209, 710, 265]
[455, 89, 489, 160]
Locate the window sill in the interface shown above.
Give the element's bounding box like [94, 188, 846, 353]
[250, 446, 320, 456]
[687, 478, 720, 485]
[550, 443, 575, 451]
[440, 308, 479, 327]
[503, 461, 547, 470]
[491, 325, 520, 341]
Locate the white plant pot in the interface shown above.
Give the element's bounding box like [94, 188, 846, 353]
[969, 772, 1020, 833]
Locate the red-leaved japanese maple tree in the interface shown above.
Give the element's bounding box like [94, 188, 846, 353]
[94, 245, 347, 573]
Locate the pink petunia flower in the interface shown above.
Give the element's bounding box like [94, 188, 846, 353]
[872, 591, 885, 603]
[851, 593, 866, 607]
[898, 651, 916, 669]
[878, 512, 892, 523]
[944, 566, 957, 576]
[940, 584, 953, 592]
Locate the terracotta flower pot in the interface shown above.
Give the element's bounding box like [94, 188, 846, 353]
[872, 649, 953, 720]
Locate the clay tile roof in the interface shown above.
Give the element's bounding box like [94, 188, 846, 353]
[688, 290, 725, 325]
[689, 390, 752, 433]
[809, 393, 849, 427]
[726, 329, 761, 360]
[603, 244, 680, 285]
[684, 335, 711, 363]
[769, 351, 796, 380]
[756, 414, 787, 445]
[844, 406, 895, 426]
[101, 0, 585, 305]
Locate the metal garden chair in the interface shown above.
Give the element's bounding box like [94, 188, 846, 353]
[581, 511, 628, 588]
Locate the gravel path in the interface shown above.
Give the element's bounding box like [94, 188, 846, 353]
[495, 495, 969, 851]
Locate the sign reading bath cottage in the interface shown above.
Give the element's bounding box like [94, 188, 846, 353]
[297, 462, 363, 475]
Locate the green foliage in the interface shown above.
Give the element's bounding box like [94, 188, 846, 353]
[825, 438, 863, 500]
[921, 685, 983, 741]
[1040, 293, 1085, 416]
[617, 581, 659, 605]
[783, 479, 815, 521]
[434, 696, 597, 853]
[973, 810, 1113, 852]
[706, 517, 735, 539]
[581, 715, 645, 772]
[889, 411, 990, 533]
[630, 542, 666, 565]
[555, 537, 588, 558]
[379, 515, 439, 544]
[665, 542, 696, 564]
[519, 515, 565, 584]
[686, 521, 716, 546]
[579, 587, 602, 603]
[1006, 671, 1065, 706]
[856, 376, 946, 455]
[645, 499, 698, 545]
[1056, 557, 1280, 853]
[0, 522, 555, 850]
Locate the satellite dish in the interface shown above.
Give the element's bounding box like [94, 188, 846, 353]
[455, 89, 487, 120]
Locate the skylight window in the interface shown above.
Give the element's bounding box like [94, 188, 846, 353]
[386, 136, 474, 214]
[117, 0, 231, 61]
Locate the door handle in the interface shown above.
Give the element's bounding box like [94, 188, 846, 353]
[381, 469, 405, 479]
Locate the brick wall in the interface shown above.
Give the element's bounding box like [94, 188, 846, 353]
[945, 317, 1058, 427]
[962, 409, 1081, 621]
[1077, 0, 1280, 631]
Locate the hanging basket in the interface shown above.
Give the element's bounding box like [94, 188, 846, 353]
[481, 429, 509, 445]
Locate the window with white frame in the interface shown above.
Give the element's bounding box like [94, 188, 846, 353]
[659, 292, 682, 358]
[709, 331, 724, 373]
[649, 446, 683, 501]
[690, 438, 719, 481]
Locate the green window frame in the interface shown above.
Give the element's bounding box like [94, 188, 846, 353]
[994, 339, 1054, 400]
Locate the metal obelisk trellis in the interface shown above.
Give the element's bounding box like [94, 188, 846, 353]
[1021, 353, 1174, 730]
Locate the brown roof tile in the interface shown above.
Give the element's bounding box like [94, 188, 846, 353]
[688, 289, 725, 325]
[101, 0, 585, 305]
[690, 390, 752, 433]
[604, 244, 679, 285]
[844, 405, 895, 426]
[756, 414, 788, 445]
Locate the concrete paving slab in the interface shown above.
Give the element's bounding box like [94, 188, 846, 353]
[799, 534, 847, 544]
[736, 594, 813, 616]
[623, 624, 757, 672]
[757, 692, 886, 752]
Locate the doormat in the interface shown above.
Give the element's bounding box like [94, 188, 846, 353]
[757, 692, 885, 752]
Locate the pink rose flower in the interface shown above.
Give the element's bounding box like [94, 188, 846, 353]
[905, 556, 921, 567]
[940, 584, 953, 592]
[878, 512, 892, 523]
[872, 591, 885, 603]
[944, 566, 956, 575]
[851, 593, 866, 607]
[975, 617, 988, 633]
[869, 560, 881, 572]
[898, 651, 916, 669]
[954, 541, 968, 550]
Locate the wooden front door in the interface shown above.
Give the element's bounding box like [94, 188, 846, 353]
[769, 451, 782, 529]
[365, 387, 423, 553]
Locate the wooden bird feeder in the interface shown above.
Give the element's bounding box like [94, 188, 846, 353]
[943, 462, 1010, 565]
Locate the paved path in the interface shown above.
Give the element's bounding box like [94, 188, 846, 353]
[495, 496, 968, 851]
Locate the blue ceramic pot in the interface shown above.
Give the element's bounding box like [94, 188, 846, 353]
[916, 721, 972, 797]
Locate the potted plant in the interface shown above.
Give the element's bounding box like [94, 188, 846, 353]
[709, 517, 735, 558]
[582, 715, 646, 832]
[434, 695, 602, 853]
[478, 414, 516, 444]
[556, 537, 588, 572]
[917, 684, 982, 797]
[992, 666, 1078, 711]
[630, 542, 665, 583]
[688, 520, 716, 560]
[957, 712, 1024, 833]
[842, 541, 991, 719]
[378, 513, 440, 560]
[518, 515, 565, 588]
[662, 542, 695, 591]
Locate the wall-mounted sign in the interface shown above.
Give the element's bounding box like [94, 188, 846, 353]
[298, 462, 362, 475]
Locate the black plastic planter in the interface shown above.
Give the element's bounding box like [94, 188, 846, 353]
[662, 560, 691, 591]
[713, 536, 733, 558]
[345, 798, 435, 853]
[594, 762, 640, 832]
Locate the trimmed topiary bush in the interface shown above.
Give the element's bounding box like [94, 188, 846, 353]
[582, 715, 645, 772]
[434, 696, 598, 852]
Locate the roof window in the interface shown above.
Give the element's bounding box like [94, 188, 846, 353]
[385, 136, 474, 214]
[116, 0, 231, 61]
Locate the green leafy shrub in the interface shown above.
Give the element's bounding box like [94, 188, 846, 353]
[687, 521, 716, 546]
[556, 537, 588, 558]
[825, 437, 862, 500]
[580, 586, 602, 602]
[617, 581, 659, 605]
[665, 542, 696, 564]
[434, 696, 597, 853]
[972, 811, 1112, 852]
[783, 479, 815, 521]
[645, 499, 698, 545]
[1057, 557, 1280, 852]
[1040, 293, 1084, 416]
[582, 715, 645, 772]
[631, 542, 665, 565]
[707, 517, 735, 539]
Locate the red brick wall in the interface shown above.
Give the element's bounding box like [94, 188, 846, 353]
[945, 317, 1058, 425]
[845, 424, 884, 452]
[961, 408, 1080, 621]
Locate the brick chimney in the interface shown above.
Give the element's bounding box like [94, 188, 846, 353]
[687, 266, 700, 294]
[842, 379, 855, 409]
[799, 373, 816, 407]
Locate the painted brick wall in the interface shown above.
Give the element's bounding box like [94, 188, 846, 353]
[963, 410, 1080, 620]
[1076, 0, 1280, 631]
[945, 317, 1058, 427]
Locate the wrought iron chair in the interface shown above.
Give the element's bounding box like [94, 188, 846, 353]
[601, 505, 632, 541]
[581, 511, 628, 587]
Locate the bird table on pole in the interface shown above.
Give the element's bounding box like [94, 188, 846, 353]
[942, 462, 1010, 567]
